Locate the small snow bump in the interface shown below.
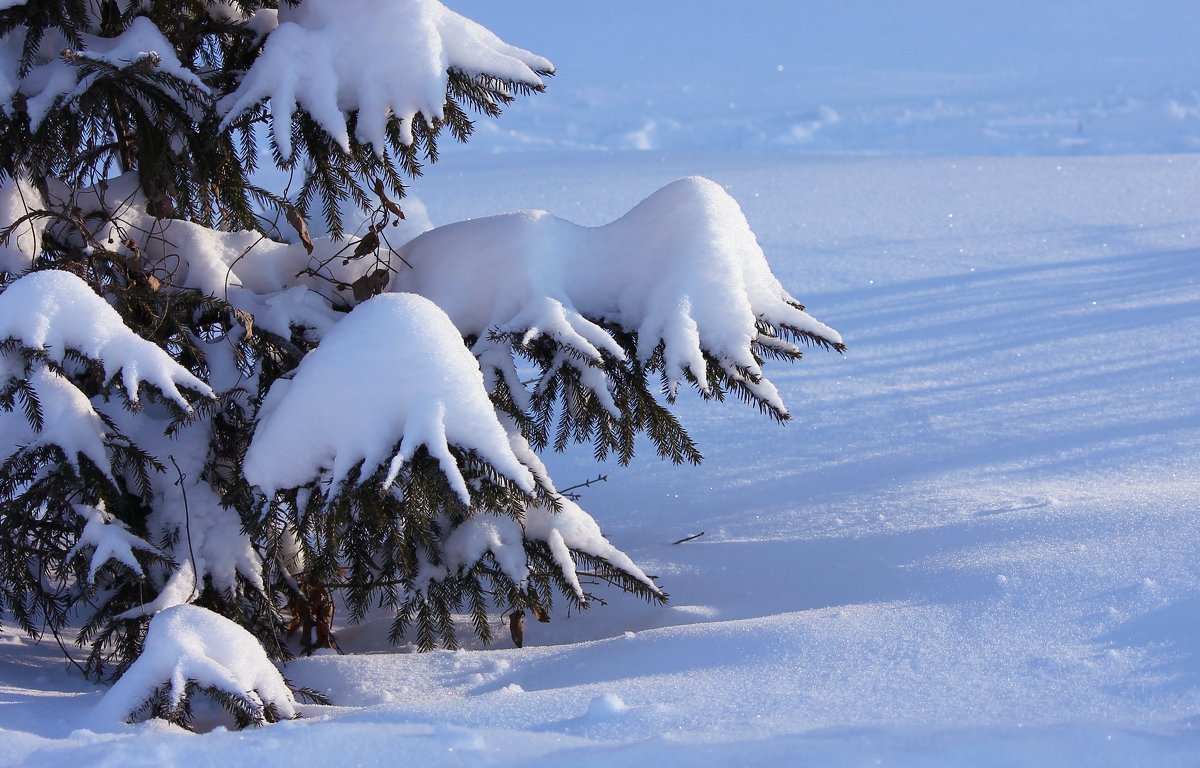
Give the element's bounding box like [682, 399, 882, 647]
[585, 693, 629, 719]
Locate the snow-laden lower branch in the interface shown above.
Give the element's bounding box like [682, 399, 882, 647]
[93, 604, 298, 727]
[394, 176, 844, 419]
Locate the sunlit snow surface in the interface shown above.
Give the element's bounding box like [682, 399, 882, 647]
[4, 1, 1200, 766]
[5, 152, 1198, 767]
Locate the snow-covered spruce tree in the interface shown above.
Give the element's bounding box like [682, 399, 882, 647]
[0, 0, 843, 726]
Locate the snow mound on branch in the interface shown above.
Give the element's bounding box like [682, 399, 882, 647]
[244, 292, 536, 501]
[21, 17, 209, 130]
[125, 215, 372, 331]
[442, 495, 659, 598]
[0, 348, 111, 474]
[0, 175, 43, 274]
[395, 176, 842, 415]
[67, 503, 161, 583]
[438, 424, 660, 597]
[219, 0, 553, 156]
[100, 402, 266, 620]
[9, 363, 110, 473]
[36, 172, 405, 338]
[93, 604, 297, 725]
[0, 270, 213, 408]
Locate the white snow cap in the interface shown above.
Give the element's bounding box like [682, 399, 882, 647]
[219, 0, 553, 156]
[94, 604, 297, 725]
[244, 292, 536, 501]
[395, 176, 842, 416]
[0, 270, 214, 408]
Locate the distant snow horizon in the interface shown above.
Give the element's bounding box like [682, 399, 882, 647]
[446, 0, 1200, 157]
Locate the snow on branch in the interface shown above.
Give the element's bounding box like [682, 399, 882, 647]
[0, 361, 111, 474]
[105, 406, 267, 621]
[218, 0, 554, 156]
[438, 425, 661, 600]
[19, 17, 210, 130]
[243, 292, 537, 501]
[395, 176, 844, 418]
[0, 270, 214, 409]
[442, 495, 660, 601]
[0, 175, 43, 275]
[93, 604, 298, 727]
[67, 502, 162, 584]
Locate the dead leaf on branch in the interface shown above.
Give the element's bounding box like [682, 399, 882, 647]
[350, 229, 379, 260]
[285, 205, 315, 255]
[509, 610, 525, 648]
[232, 308, 255, 341]
[351, 269, 390, 302]
[373, 178, 405, 220]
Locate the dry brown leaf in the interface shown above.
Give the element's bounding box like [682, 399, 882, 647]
[350, 268, 390, 302]
[285, 205, 315, 255]
[509, 610, 525, 648]
[351, 229, 379, 259]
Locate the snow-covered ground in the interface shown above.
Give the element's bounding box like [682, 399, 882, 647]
[4, 2, 1200, 766]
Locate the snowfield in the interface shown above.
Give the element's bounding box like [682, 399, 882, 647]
[5, 151, 1199, 767]
[4, 1, 1200, 766]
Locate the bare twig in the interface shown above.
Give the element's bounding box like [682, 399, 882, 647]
[671, 531, 705, 545]
[168, 455, 199, 604]
[557, 474, 607, 501]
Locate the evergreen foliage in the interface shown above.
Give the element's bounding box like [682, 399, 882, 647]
[0, 0, 842, 729]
